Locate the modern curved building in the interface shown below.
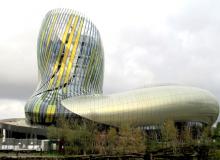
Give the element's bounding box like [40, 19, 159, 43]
[25, 9, 104, 124]
[62, 86, 219, 127]
[25, 9, 219, 128]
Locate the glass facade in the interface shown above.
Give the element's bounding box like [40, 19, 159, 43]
[25, 9, 104, 124]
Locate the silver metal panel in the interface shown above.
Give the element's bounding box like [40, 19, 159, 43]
[62, 85, 219, 127]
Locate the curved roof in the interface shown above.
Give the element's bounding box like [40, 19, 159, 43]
[62, 85, 219, 127]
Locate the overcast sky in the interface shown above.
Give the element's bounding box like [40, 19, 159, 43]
[0, 0, 220, 122]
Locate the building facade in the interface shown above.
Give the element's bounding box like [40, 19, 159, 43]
[25, 9, 104, 124]
[25, 9, 219, 127]
[62, 86, 219, 127]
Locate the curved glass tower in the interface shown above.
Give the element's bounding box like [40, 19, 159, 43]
[25, 9, 219, 127]
[25, 9, 104, 124]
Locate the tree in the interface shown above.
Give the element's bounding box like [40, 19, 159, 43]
[116, 124, 145, 154]
[47, 118, 97, 155]
[200, 125, 212, 146]
[131, 127, 146, 153]
[66, 124, 95, 154]
[161, 120, 178, 153]
[106, 127, 118, 154]
[213, 122, 220, 142]
[95, 125, 146, 155]
[181, 126, 193, 146]
[47, 125, 59, 139]
[95, 131, 108, 154]
[145, 131, 160, 152]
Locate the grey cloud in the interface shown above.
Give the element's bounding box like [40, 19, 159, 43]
[103, 0, 220, 90]
[0, 99, 25, 119]
[169, 0, 220, 33]
[0, 82, 35, 100]
[0, 32, 38, 99]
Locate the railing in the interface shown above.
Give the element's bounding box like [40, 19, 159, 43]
[0, 138, 49, 151]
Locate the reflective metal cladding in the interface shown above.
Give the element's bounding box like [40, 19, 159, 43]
[62, 86, 219, 126]
[25, 9, 219, 126]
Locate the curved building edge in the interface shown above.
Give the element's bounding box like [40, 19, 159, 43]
[25, 8, 104, 124]
[62, 85, 219, 127]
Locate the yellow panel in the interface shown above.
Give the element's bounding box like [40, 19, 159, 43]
[45, 105, 56, 122]
[33, 99, 42, 123]
[46, 105, 53, 123]
[56, 16, 79, 88]
[64, 19, 84, 84]
[45, 107, 50, 123]
[49, 15, 74, 88]
[50, 105, 56, 122]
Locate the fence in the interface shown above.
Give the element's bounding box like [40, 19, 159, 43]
[0, 138, 54, 151]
